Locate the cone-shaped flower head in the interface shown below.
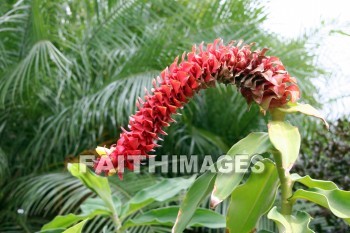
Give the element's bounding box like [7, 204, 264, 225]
[94, 38, 300, 178]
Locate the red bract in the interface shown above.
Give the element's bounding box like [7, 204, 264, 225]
[94, 38, 300, 178]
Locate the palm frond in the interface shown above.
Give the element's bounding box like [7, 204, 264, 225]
[25, 72, 155, 171]
[0, 147, 8, 186]
[0, 40, 71, 105]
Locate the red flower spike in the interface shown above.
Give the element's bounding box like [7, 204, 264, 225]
[94, 38, 300, 178]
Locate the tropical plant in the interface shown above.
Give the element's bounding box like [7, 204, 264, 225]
[88, 39, 350, 233]
[0, 0, 324, 232]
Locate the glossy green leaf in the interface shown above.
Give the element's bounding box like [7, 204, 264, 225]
[267, 206, 314, 233]
[62, 219, 88, 233]
[122, 207, 225, 230]
[211, 132, 272, 207]
[291, 174, 338, 190]
[67, 163, 116, 214]
[172, 171, 216, 233]
[277, 102, 329, 128]
[121, 176, 196, 218]
[268, 121, 301, 170]
[226, 159, 279, 233]
[291, 188, 350, 223]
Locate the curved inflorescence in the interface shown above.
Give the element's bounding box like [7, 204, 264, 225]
[94, 38, 300, 178]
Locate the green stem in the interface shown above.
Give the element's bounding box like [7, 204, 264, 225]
[270, 108, 293, 215]
[270, 108, 286, 121]
[272, 150, 293, 215]
[107, 201, 122, 232]
[112, 213, 122, 233]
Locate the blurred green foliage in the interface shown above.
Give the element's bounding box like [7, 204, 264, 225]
[294, 117, 350, 233]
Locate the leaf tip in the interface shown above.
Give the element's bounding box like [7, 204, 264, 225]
[324, 120, 330, 130]
[210, 192, 221, 209]
[172, 209, 182, 233]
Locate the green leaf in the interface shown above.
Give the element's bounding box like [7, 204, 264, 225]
[42, 209, 108, 230]
[40, 229, 66, 233]
[211, 132, 272, 207]
[268, 121, 301, 170]
[80, 196, 121, 216]
[122, 207, 225, 229]
[291, 175, 350, 226]
[226, 159, 279, 233]
[80, 197, 110, 215]
[121, 176, 196, 218]
[42, 196, 120, 231]
[291, 174, 338, 190]
[42, 214, 87, 230]
[62, 219, 88, 233]
[290, 188, 350, 223]
[267, 206, 314, 233]
[67, 163, 116, 214]
[277, 102, 329, 129]
[172, 171, 216, 233]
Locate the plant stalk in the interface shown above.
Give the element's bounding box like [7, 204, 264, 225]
[107, 201, 122, 233]
[112, 213, 122, 233]
[272, 150, 293, 215]
[270, 107, 294, 215]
